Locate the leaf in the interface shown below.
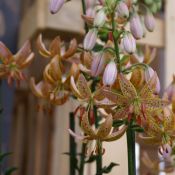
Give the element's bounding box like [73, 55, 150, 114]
[100, 162, 119, 174]
[0, 152, 12, 162]
[85, 155, 98, 163]
[93, 44, 104, 52]
[113, 120, 126, 127]
[5, 167, 18, 175]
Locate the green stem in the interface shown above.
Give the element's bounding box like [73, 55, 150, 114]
[126, 122, 136, 175]
[79, 143, 86, 175]
[81, 0, 88, 33]
[94, 106, 102, 175]
[111, 12, 121, 72]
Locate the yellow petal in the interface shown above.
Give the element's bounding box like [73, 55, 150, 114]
[62, 38, 77, 59]
[113, 106, 129, 120]
[70, 76, 82, 98]
[81, 112, 96, 137]
[77, 74, 91, 99]
[119, 73, 137, 99]
[0, 41, 13, 64]
[103, 125, 127, 142]
[97, 115, 113, 139]
[130, 68, 144, 88]
[37, 34, 51, 57]
[49, 36, 61, 57]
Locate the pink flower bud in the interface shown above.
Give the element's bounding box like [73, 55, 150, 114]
[144, 12, 155, 32]
[165, 76, 175, 101]
[91, 53, 105, 77]
[130, 14, 144, 40]
[145, 67, 160, 94]
[86, 8, 96, 18]
[83, 29, 97, 50]
[158, 144, 172, 160]
[103, 61, 117, 86]
[49, 0, 64, 14]
[94, 9, 106, 27]
[122, 33, 136, 54]
[116, 1, 129, 19]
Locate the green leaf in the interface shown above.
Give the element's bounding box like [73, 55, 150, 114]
[113, 120, 125, 127]
[5, 167, 18, 175]
[0, 152, 12, 162]
[131, 125, 144, 133]
[100, 162, 119, 174]
[93, 44, 104, 52]
[85, 155, 98, 163]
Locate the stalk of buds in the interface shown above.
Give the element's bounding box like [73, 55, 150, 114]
[49, 0, 64, 14]
[103, 61, 117, 86]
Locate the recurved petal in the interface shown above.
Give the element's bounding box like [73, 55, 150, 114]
[119, 73, 137, 98]
[141, 98, 169, 111]
[37, 34, 51, 57]
[18, 52, 34, 69]
[30, 78, 46, 98]
[102, 89, 128, 105]
[51, 92, 69, 105]
[139, 72, 158, 98]
[70, 76, 82, 98]
[62, 39, 77, 59]
[43, 64, 56, 84]
[97, 115, 113, 139]
[49, 36, 61, 57]
[0, 42, 13, 64]
[138, 135, 161, 144]
[15, 40, 32, 65]
[68, 129, 85, 140]
[95, 98, 116, 108]
[81, 112, 96, 137]
[113, 106, 129, 120]
[77, 74, 91, 99]
[103, 125, 127, 142]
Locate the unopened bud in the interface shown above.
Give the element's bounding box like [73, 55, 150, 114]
[144, 12, 155, 32]
[103, 61, 117, 86]
[116, 1, 129, 19]
[122, 33, 136, 54]
[49, 0, 64, 14]
[130, 14, 144, 39]
[83, 29, 97, 50]
[145, 67, 160, 94]
[94, 9, 106, 27]
[91, 53, 105, 77]
[158, 144, 172, 160]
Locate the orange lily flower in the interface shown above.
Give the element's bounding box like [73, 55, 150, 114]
[30, 56, 79, 105]
[103, 73, 169, 124]
[0, 41, 34, 85]
[69, 112, 127, 155]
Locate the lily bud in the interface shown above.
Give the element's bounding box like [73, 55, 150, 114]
[122, 33, 136, 54]
[83, 29, 97, 50]
[49, 0, 64, 14]
[91, 53, 105, 77]
[145, 67, 160, 94]
[103, 61, 117, 86]
[165, 75, 175, 101]
[144, 12, 155, 32]
[130, 14, 144, 39]
[158, 144, 172, 160]
[116, 1, 129, 19]
[94, 9, 106, 27]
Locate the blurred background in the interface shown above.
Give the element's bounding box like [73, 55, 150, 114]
[0, 0, 175, 174]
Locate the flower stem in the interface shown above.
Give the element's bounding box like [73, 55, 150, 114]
[79, 143, 86, 175]
[126, 121, 136, 175]
[81, 0, 88, 33]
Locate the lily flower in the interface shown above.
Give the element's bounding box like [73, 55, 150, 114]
[70, 73, 115, 108]
[0, 40, 34, 85]
[68, 112, 127, 155]
[37, 34, 77, 61]
[140, 107, 175, 147]
[103, 73, 169, 124]
[30, 56, 79, 105]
